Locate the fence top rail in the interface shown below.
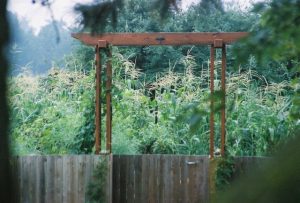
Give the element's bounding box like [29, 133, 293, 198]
[72, 32, 248, 47]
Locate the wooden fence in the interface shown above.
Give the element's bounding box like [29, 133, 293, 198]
[113, 155, 209, 203]
[11, 155, 266, 203]
[11, 155, 112, 203]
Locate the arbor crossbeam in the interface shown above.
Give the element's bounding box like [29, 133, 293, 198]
[72, 32, 248, 46]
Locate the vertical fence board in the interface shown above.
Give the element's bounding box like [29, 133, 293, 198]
[158, 155, 164, 203]
[41, 156, 47, 203]
[187, 156, 200, 202]
[113, 155, 120, 203]
[35, 156, 40, 203]
[162, 155, 172, 203]
[148, 154, 157, 203]
[20, 157, 27, 203]
[62, 156, 69, 203]
[171, 156, 181, 203]
[29, 156, 35, 203]
[119, 155, 127, 203]
[155, 155, 161, 203]
[141, 155, 150, 202]
[47, 156, 56, 203]
[133, 155, 142, 203]
[77, 155, 85, 203]
[54, 156, 63, 203]
[181, 156, 189, 202]
[125, 155, 134, 203]
[11, 156, 20, 203]
[84, 155, 92, 201]
[203, 157, 209, 203]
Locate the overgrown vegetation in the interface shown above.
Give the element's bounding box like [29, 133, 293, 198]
[9, 49, 296, 156]
[86, 157, 109, 203]
[214, 156, 235, 191]
[8, 68, 95, 154]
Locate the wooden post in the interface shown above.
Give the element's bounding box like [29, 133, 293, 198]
[221, 44, 226, 157]
[95, 45, 102, 154]
[106, 47, 112, 153]
[210, 45, 215, 159]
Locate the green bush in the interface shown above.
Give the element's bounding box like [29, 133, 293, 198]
[86, 157, 108, 203]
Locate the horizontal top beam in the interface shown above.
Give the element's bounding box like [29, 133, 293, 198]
[72, 32, 248, 47]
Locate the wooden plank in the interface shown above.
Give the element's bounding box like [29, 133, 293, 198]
[11, 156, 20, 203]
[45, 156, 55, 203]
[20, 157, 25, 203]
[155, 155, 161, 203]
[95, 45, 102, 154]
[106, 48, 112, 153]
[21, 157, 30, 202]
[62, 156, 67, 203]
[77, 155, 85, 203]
[72, 32, 248, 46]
[221, 45, 227, 157]
[72, 156, 79, 203]
[181, 156, 189, 202]
[32, 156, 39, 203]
[34, 156, 40, 203]
[84, 155, 92, 202]
[40, 156, 46, 203]
[171, 155, 182, 203]
[141, 155, 150, 202]
[113, 155, 120, 203]
[187, 156, 203, 203]
[53, 156, 63, 203]
[202, 157, 210, 203]
[147, 155, 154, 203]
[93, 156, 100, 201]
[162, 155, 173, 203]
[187, 156, 201, 202]
[154, 155, 161, 203]
[119, 155, 127, 203]
[63, 156, 72, 203]
[210, 45, 215, 159]
[108, 154, 113, 203]
[126, 155, 135, 203]
[147, 154, 159, 203]
[158, 155, 164, 203]
[133, 155, 142, 203]
[29, 156, 36, 202]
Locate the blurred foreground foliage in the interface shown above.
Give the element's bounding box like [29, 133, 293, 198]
[235, 0, 300, 121]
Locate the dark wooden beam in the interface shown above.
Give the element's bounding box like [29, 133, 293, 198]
[106, 48, 112, 153]
[221, 44, 227, 157]
[210, 45, 215, 159]
[95, 45, 102, 154]
[72, 32, 248, 46]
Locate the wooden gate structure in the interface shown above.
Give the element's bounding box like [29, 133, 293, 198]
[112, 155, 209, 203]
[72, 32, 248, 158]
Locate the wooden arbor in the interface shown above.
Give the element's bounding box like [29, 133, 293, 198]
[72, 32, 248, 158]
